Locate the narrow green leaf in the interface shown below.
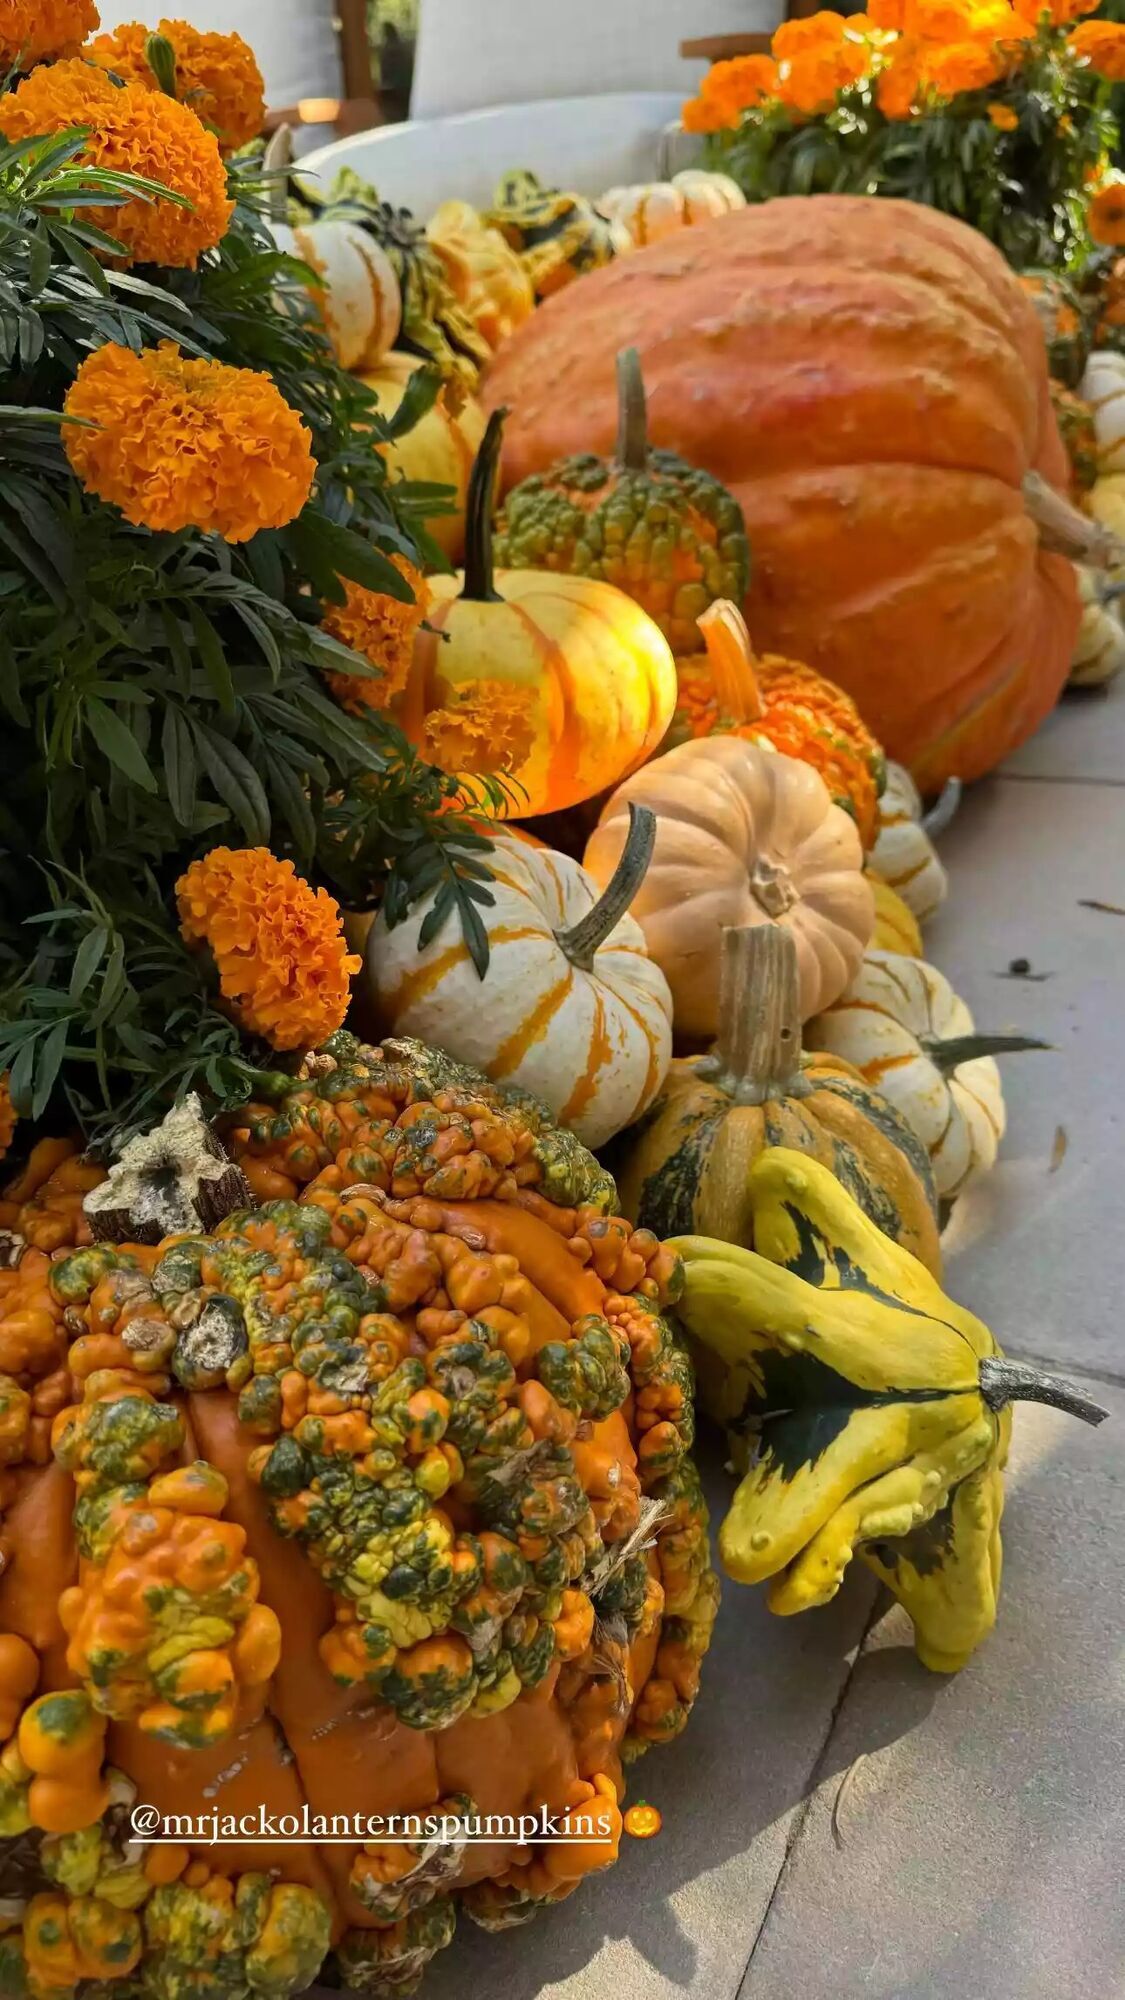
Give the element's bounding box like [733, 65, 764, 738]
[190, 721, 271, 844]
[187, 601, 236, 713]
[85, 698, 158, 792]
[69, 926, 109, 1001]
[162, 706, 197, 826]
[32, 1017, 69, 1120]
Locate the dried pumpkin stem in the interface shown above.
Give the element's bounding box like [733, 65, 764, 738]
[978, 1357, 1109, 1427]
[616, 347, 650, 473]
[697, 600, 764, 725]
[697, 924, 808, 1103]
[554, 802, 655, 971]
[923, 1032, 1049, 1076]
[921, 776, 961, 839]
[1022, 471, 1125, 568]
[262, 123, 295, 223]
[462, 406, 507, 603]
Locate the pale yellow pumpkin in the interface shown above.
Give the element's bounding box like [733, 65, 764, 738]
[362, 352, 486, 562]
[365, 808, 673, 1148]
[868, 870, 923, 956]
[1070, 567, 1125, 687]
[426, 200, 536, 353]
[597, 170, 745, 248]
[272, 218, 402, 373]
[583, 735, 873, 1036]
[868, 763, 951, 924]
[810, 949, 1045, 1201]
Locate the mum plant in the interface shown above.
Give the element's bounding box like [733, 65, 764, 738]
[682, 0, 1125, 268]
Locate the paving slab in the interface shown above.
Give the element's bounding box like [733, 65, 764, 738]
[1000, 678, 1125, 784]
[738, 1372, 1124, 2000]
[923, 772, 1125, 1379]
[417, 1453, 875, 2000]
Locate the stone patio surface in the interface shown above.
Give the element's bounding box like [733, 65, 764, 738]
[365, 678, 1125, 2000]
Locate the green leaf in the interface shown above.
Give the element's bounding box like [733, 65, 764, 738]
[187, 601, 236, 713]
[32, 1017, 69, 1119]
[379, 364, 443, 442]
[85, 698, 158, 792]
[190, 721, 271, 844]
[69, 926, 109, 1001]
[162, 705, 197, 826]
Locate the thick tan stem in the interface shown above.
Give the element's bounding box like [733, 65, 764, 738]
[616, 348, 650, 473]
[697, 600, 764, 726]
[695, 924, 808, 1103]
[1022, 472, 1125, 568]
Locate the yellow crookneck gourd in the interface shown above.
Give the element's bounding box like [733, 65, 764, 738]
[671, 1149, 1107, 1673]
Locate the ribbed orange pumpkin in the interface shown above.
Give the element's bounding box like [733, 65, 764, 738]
[486, 195, 1085, 790]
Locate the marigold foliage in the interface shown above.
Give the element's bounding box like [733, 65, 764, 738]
[0, 1075, 15, 1160]
[177, 848, 361, 1051]
[0, 58, 231, 267]
[64, 341, 316, 542]
[0, 0, 99, 67]
[86, 17, 266, 151]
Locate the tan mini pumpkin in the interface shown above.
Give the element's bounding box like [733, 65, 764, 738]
[583, 735, 873, 1037]
[366, 806, 673, 1148]
[810, 949, 1046, 1201]
[868, 763, 954, 924]
[1070, 567, 1125, 687]
[597, 170, 745, 248]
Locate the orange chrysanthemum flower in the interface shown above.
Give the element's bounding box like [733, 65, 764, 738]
[177, 848, 361, 1052]
[63, 342, 316, 543]
[1067, 18, 1125, 77]
[86, 18, 265, 152]
[682, 53, 780, 131]
[1089, 181, 1125, 247]
[988, 99, 1020, 126]
[772, 11, 853, 59]
[0, 58, 231, 267]
[0, 0, 99, 66]
[0, 1074, 15, 1161]
[924, 38, 1004, 92]
[876, 39, 924, 114]
[321, 557, 431, 713]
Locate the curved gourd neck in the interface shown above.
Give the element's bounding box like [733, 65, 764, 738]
[555, 803, 656, 971]
[696, 924, 808, 1102]
[615, 347, 651, 473]
[461, 406, 507, 603]
[697, 600, 764, 728]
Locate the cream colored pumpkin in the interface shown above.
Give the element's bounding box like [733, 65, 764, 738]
[583, 735, 872, 1036]
[1070, 567, 1125, 687]
[272, 219, 402, 372]
[1080, 348, 1125, 473]
[365, 812, 673, 1148]
[867, 870, 923, 956]
[810, 950, 1044, 1200]
[868, 763, 950, 923]
[597, 169, 745, 247]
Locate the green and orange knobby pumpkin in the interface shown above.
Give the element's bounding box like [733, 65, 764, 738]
[0, 1036, 718, 1999]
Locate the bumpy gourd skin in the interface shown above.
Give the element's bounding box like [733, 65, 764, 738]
[493, 453, 749, 655]
[671, 1147, 1021, 1672]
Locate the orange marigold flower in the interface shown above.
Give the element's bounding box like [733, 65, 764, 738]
[684, 53, 780, 130]
[1013, 0, 1097, 22]
[177, 848, 360, 1053]
[773, 11, 852, 59]
[988, 99, 1019, 126]
[86, 17, 265, 152]
[0, 0, 99, 66]
[1067, 18, 1125, 78]
[0, 1074, 15, 1161]
[1089, 181, 1125, 247]
[924, 38, 1004, 91]
[63, 341, 315, 543]
[321, 558, 431, 712]
[423, 683, 538, 778]
[681, 93, 729, 133]
[868, 0, 906, 24]
[876, 41, 924, 114]
[0, 58, 231, 267]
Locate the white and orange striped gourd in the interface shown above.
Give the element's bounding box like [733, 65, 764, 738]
[868, 763, 951, 923]
[810, 950, 1044, 1200]
[365, 808, 673, 1148]
[597, 169, 745, 248]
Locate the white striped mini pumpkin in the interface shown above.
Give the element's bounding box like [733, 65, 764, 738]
[365, 811, 673, 1149]
[809, 950, 1043, 1201]
[868, 763, 949, 923]
[271, 219, 402, 373]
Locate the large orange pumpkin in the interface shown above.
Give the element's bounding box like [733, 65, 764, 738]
[485, 195, 1087, 789]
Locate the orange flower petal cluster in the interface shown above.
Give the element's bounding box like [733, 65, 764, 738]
[86, 17, 265, 152]
[773, 12, 870, 114]
[1012, 0, 1097, 21]
[0, 58, 231, 267]
[0, 0, 99, 66]
[0, 1075, 15, 1162]
[63, 341, 315, 544]
[321, 557, 432, 713]
[681, 53, 780, 133]
[924, 37, 1005, 90]
[988, 99, 1020, 126]
[1067, 18, 1125, 77]
[1089, 182, 1125, 248]
[177, 848, 360, 1052]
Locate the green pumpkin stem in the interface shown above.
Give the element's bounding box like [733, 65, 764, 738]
[978, 1357, 1108, 1428]
[696, 924, 808, 1104]
[924, 1033, 1050, 1076]
[616, 348, 650, 473]
[554, 803, 655, 971]
[461, 406, 507, 604]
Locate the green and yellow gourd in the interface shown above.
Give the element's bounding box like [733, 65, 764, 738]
[484, 171, 631, 300]
[671, 1149, 1107, 1672]
[612, 925, 941, 1277]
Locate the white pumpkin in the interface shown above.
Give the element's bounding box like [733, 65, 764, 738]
[868, 763, 952, 924]
[1079, 347, 1125, 473]
[1070, 567, 1125, 687]
[597, 169, 745, 247]
[810, 950, 1044, 1200]
[272, 218, 402, 372]
[365, 812, 673, 1149]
